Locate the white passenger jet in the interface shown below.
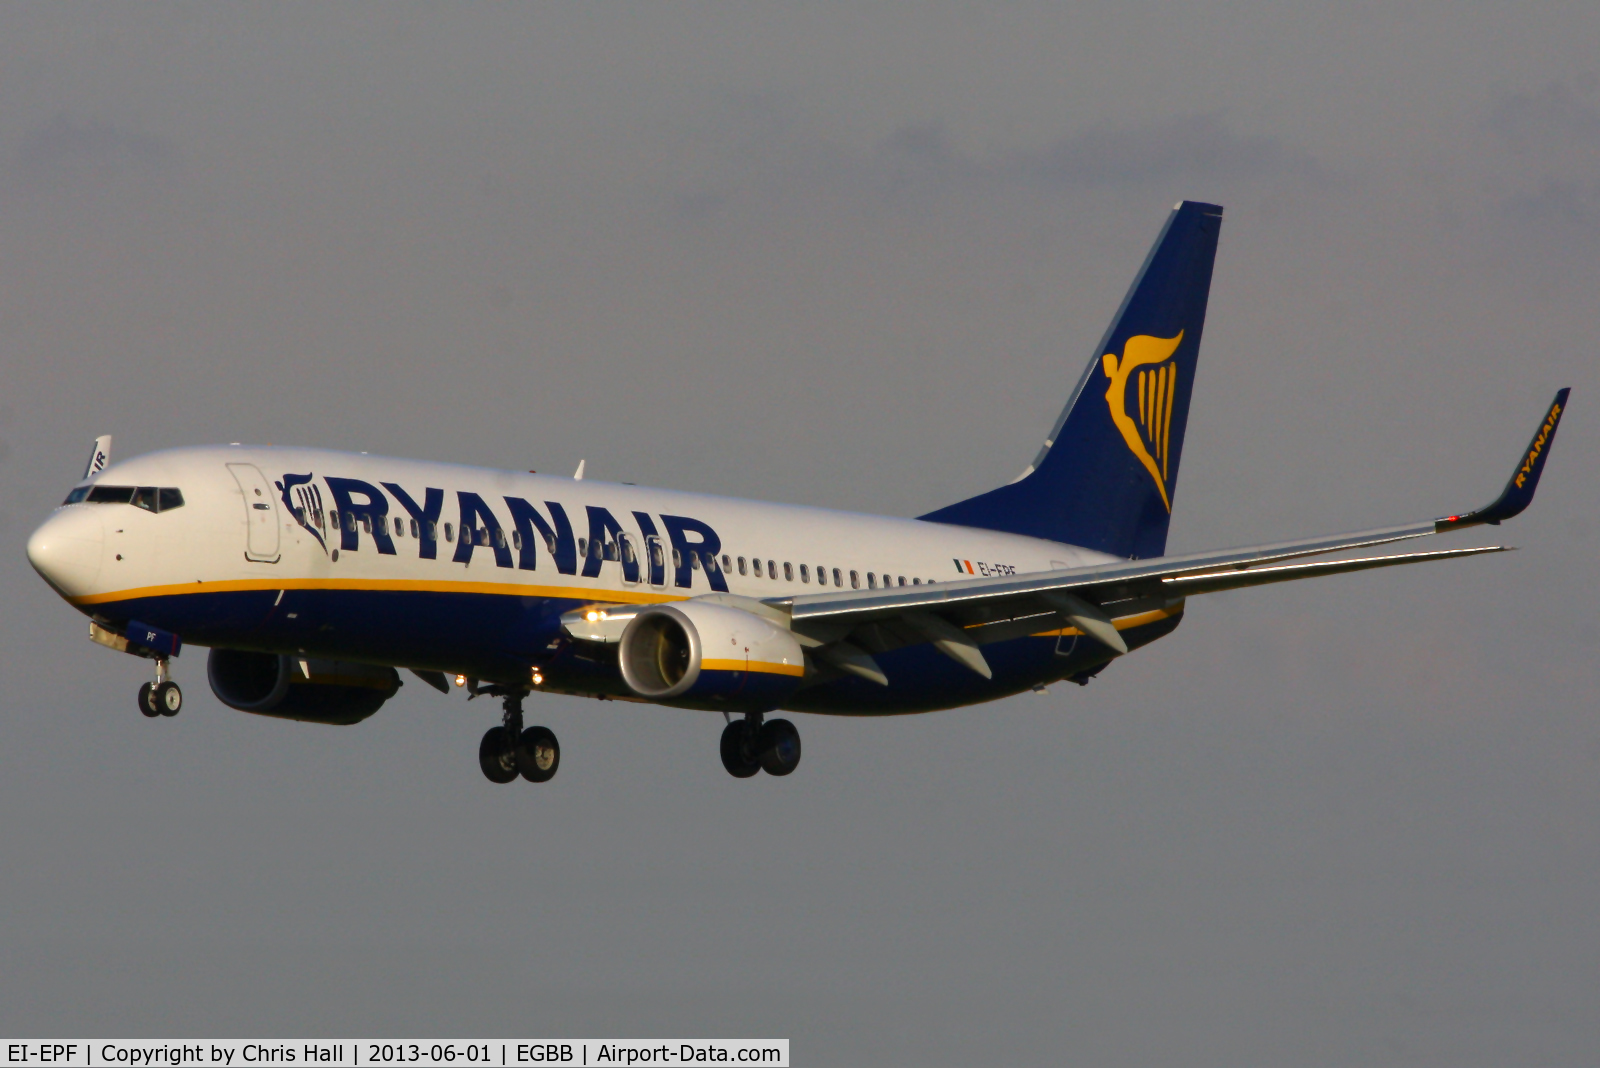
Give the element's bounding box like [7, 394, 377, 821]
[26, 202, 1569, 783]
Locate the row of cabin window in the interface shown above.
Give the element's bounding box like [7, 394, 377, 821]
[679, 551, 935, 590]
[300, 509, 939, 588]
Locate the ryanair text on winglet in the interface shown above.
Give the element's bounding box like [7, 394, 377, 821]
[1514, 400, 1563, 489]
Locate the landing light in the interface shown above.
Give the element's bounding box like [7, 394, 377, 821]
[585, 610, 600, 622]
[453, 674, 466, 688]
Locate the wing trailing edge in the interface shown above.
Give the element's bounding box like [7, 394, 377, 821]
[772, 388, 1568, 642]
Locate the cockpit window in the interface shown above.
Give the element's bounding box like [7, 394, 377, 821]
[63, 485, 185, 512]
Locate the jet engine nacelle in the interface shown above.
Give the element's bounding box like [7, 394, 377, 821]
[617, 601, 806, 711]
[207, 648, 401, 725]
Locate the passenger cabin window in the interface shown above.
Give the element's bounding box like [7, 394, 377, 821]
[411, 519, 420, 539]
[913, 577, 921, 585]
[851, 570, 860, 589]
[738, 556, 748, 575]
[444, 522, 455, 542]
[834, 568, 843, 587]
[578, 538, 588, 557]
[494, 529, 506, 549]
[691, 552, 701, 570]
[783, 562, 793, 581]
[751, 558, 760, 577]
[769, 560, 777, 579]
[799, 564, 809, 583]
[867, 573, 877, 589]
[513, 530, 523, 550]
[704, 552, 719, 572]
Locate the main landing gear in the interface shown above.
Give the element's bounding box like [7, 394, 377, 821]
[137, 658, 182, 718]
[479, 691, 560, 784]
[720, 713, 801, 778]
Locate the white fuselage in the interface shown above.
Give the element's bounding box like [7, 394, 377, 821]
[29, 445, 1125, 712]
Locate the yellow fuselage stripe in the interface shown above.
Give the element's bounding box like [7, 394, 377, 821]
[69, 577, 687, 608]
[73, 577, 1181, 651]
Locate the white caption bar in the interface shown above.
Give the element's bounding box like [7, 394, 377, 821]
[3, 1043, 788, 1068]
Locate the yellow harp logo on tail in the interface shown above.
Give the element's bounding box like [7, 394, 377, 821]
[1102, 331, 1184, 512]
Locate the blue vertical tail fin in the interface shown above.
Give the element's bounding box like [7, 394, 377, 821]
[920, 201, 1223, 559]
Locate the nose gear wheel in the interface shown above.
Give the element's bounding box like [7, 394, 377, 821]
[138, 658, 181, 718]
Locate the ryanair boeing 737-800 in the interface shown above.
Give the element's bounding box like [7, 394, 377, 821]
[25, 202, 1569, 783]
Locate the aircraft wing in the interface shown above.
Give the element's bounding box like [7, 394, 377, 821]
[765, 389, 1568, 676]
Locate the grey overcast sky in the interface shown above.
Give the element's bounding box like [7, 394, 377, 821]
[1, 4, 1597, 1064]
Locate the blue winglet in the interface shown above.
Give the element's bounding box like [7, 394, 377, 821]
[1436, 388, 1570, 531]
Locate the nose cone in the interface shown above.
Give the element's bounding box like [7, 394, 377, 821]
[28, 507, 105, 598]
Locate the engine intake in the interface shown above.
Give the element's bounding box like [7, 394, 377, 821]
[618, 602, 805, 710]
[207, 648, 400, 725]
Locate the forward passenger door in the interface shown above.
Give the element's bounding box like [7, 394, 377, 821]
[227, 462, 281, 563]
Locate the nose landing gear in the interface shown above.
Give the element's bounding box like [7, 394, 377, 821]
[137, 658, 181, 717]
[720, 713, 801, 778]
[478, 691, 560, 784]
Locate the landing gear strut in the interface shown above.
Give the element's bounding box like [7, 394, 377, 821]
[720, 713, 801, 778]
[137, 657, 181, 718]
[478, 691, 560, 784]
